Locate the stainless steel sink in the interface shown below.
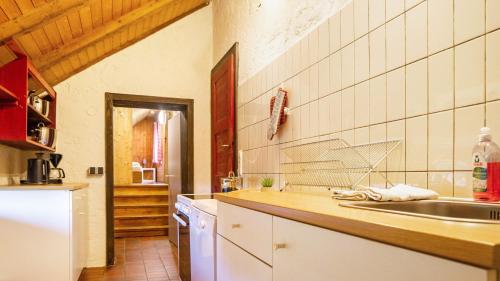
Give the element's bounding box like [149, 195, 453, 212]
[339, 200, 500, 224]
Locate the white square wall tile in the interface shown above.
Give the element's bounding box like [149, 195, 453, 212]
[487, 0, 500, 32]
[329, 13, 341, 53]
[386, 15, 405, 71]
[428, 110, 454, 170]
[455, 0, 485, 44]
[406, 172, 428, 188]
[354, 0, 369, 39]
[387, 120, 405, 171]
[309, 100, 319, 137]
[369, 0, 385, 31]
[369, 25, 386, 77]
[291, 107, 302, 141]
[386, 0, 404, 21]
[318, 20, 330, 60]
[406, 115, 428, 171]
[355, 81, 370, 127]
[454, 172, 473, 198]
[341, 2, 354, 47]
[354, 35, 369, 83]
[405, 0, 424, 10]
[342, 129, 355, 144]
[455, 104, 485, 170]
[429, 49, 454, 113]
[355, 127, 370, 145]
[318, 57, 330, 98]
[308, 29, 319, 65]
[341, 87, 355, 130]
[300, 36, 310, 70]
[330, 52, 342, 93]
[341, 43, 355, 88]
[370, 123, 387, 169]
[330, 92, 342, 132]
[386, 67, 406, 121]
[405, 2, 427, 63]
[318, 95, 330, 135]
[309, 64, 319, 102]
[486, 101, 500, 143]
[428, 0, 453, 55]
[406, 59, 428, 117]
[292, 44, 301, 76]
[428, 172, 454, 197]
[387, 172, 406, 185]
[487, 30, 500, 101]
[299, 70, 311, 104]
[455, 37, 485, 107]
[369, 74, 386, 124]
[301, 104, 311, 138]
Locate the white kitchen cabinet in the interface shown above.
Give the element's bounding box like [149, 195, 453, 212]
[217, 201, 273, 264]
[216, 235, 272, 281]
[0, 188, 88, 281]
[273, 216, 494, 281]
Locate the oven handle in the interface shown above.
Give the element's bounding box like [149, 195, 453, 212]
[173, 213, 188, 227]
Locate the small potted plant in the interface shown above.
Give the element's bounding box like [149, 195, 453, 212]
[260, 177, 274, 190]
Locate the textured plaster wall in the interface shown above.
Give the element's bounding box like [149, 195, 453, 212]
[54, 6, 212, 266]
[213, 0, 350, 83]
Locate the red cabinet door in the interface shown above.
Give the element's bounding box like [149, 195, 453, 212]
[211, 47, 237, 193]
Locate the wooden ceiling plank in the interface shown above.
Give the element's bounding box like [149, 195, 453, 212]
[30, 28, 52, 53]
[111, 29, 120, 50]
[15, 33, 41, 56]
[77, 48, 89, 66]
[48, 0, 208, 85]
[94, 39, 105, 57]
[0, 0, 88, 42]
[0, 44, 16, 65]
[0, 8, 9, 24]
[112, 0, 122, 20]
[67, 10, 84, 37]
[55, 16, 74, 44]
[101, 0, 112, 23]
[119, 27, 127, 45]
[35, 0, 177, 69]
[0, 0, 22, 19]
[15, 0, 35, 14]
[122, 0, 132, 14]
[126, 21, 137, 41]
[30, 0, 47, 8]
[90, 0, 102, 27]
[43, 21, 63, 48]
[79, 6, 93, 33]
[48, 62, 64, 80]
[68, 53, 81, 69]
[42, 68, 58, 84]
[130, 0, 140, 10]
[60, 59, 74, 75]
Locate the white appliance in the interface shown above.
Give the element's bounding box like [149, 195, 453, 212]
[190, 199, 217, 281]
[175, 194, 217, 281]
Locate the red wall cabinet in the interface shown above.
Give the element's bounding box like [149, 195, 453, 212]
[0, 43, 57, 151]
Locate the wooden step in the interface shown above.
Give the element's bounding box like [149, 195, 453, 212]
[114, 194, 168, 205]
[114, 184, 169, 195]
[114, 204, 168, 216]
[114, 214, 169, 227]
[114, 225, 168, 238]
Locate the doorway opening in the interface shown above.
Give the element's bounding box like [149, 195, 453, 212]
[105, 93, 194, 266]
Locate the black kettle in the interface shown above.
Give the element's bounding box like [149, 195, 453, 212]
[25, 153, 50, 184]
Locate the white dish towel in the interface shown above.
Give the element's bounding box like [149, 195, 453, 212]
[332, 184, 439, 201]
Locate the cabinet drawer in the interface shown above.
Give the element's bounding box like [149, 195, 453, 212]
[217, 201, 272, 264]
[216, 235, 272, 281]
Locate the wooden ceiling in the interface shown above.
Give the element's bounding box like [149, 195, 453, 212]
[0, 0, 209, 85]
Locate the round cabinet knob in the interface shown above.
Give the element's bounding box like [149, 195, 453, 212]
[273, 243, 287, 250]
[231, 223, 241, 229]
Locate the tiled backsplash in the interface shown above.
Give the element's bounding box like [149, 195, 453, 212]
[236, 0, 500, 198]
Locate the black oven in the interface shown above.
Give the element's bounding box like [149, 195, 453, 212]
[173, 211, 190, 281]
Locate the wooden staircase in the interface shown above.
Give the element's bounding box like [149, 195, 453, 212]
[114, 183, 169, 238]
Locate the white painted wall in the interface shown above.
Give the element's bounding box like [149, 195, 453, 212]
[213, 0, 349, 83]
[54, 6, 213, 266]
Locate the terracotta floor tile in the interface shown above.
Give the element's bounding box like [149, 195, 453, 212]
[81, 236, 178, 281]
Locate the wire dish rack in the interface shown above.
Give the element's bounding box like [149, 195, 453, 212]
[280, 138, 401, 192]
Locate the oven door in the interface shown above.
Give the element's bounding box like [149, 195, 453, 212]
[174, 212, 191, 281]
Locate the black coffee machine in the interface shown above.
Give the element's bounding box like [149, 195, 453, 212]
[21, 152, 50, 184]
[21, 153, 65, 185]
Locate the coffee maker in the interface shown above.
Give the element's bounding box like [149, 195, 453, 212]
[49, 153, 65, 184]
[21, 152, 50, 184]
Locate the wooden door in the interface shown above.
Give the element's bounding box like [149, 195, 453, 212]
[211, 45, 237, 193]
[168, 112, 182, 245]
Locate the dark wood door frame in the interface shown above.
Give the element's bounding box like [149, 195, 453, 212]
[210, 42, 238, 192]
[105, 92, 194, 266]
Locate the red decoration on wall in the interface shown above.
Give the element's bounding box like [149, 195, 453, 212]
[269, 88, 288, 127]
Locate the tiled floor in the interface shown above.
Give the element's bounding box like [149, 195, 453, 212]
[80, 236, 180, 281]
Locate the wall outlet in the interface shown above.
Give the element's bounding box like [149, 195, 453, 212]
[88, 167, 104, 175]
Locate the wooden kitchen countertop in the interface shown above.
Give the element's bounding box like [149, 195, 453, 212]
[0, 182, 89, 191]
[215, 190, 500, 269]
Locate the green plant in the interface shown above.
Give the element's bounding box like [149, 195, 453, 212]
[260, 177, 274, 188]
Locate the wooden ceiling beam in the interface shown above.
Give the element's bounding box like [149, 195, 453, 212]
[0, 0, 89, 43]
[34, 0, 181, 70]
[44, 0, 209, 85]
